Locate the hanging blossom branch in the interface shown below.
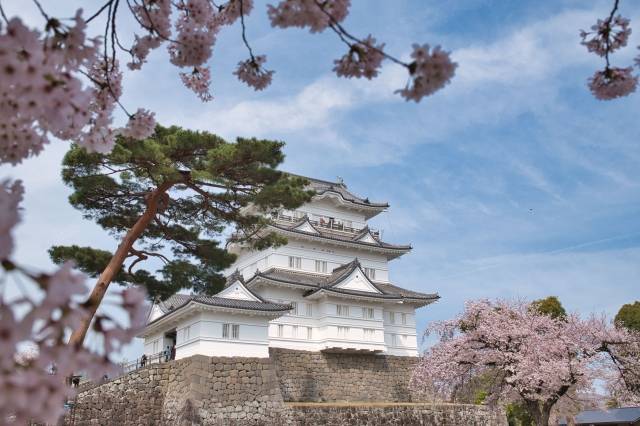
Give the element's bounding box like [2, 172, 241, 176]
[0, 181, 147, 425]
[0, 0, 459, 165]
[580, 0, 639, 100]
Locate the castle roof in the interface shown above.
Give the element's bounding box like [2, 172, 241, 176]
[268, 217, 411, 260]
[247, 259, 439, 306]
[143, 280, 292, 333]
[304, 176, 388, 208]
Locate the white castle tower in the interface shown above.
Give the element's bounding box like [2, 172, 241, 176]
[139, 176, 439, 359]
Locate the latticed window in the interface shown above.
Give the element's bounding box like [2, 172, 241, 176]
[223, 323, 240, 340]
[315, 260, 327, 273]
[288, 256, 302, 269]
[363, 328, 375, 340]
[364, 267, 376, 280]
[336, 304, 349, 317]
[337, 326, 350, 338]
[306, 327, 313, 340]
[277, 324, 284, 338]
[364, 307, 374, 319]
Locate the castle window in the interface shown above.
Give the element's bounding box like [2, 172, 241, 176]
[336, 304, 349, 317]
[222, 324, 240, 340]
[363, 328, 375, 341]
[315, 260, 327, 273]
[277, 324, 284, 338]
[290, 301, 298, 315]
[402, 313, 407, 325]
[337, 326, 350, 338]
[364, 267, 376, 280]
[364, 307, 374, 319]
[305, 303, 313, 317]
[292, 325, 299, 338]
[288, 256, 302, 269]
[306, 327, 313, 340]
[182, 326, 191, 341]
[389, 312, 396, 324]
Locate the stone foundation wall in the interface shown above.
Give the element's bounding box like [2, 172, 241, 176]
[66, 351, 505, 425]
[269, 348, 420, 402]
[286, 403, 505, 426]
[71, 362, 170, 425]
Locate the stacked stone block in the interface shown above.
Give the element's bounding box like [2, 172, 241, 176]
[269, 348, 420, 402]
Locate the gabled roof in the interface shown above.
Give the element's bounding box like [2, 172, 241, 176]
[146, 284, 292, 327]
[302, 176, 389, 211]
[247, 260, 439, 305]
[560, 407, 640, 425]
[268, 219, 411, 259]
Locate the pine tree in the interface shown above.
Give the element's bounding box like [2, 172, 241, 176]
[50, 125, 313, 346]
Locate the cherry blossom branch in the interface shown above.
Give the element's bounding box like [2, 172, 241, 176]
[86, 0, 115, 24]
[239, 0, 256, 62]
[0, 2, 9, 24]
[313, 0, 409, 69]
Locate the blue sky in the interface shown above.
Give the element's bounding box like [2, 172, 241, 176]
[1, 0, 639, 360]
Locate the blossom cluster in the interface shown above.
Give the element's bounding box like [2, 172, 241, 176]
[234, 55, 275, 91]
[580, 15, 631, 57]
[411, 299, 640, 418]
[268, 0, 351, 33]
[589, 66, 638, 100]
[0, 264, 146, 424]
[180, 66, 214, 102]
[396, 44, 457, 102]
[333, 35, 385, 79]
[580, 11, 639, 100]
[0, 13, 156, 165]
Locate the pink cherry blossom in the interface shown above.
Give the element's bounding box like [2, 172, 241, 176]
[121, 108, 157, 140]
[180, 66, 214, 101]
[580, 15, 631, 57]
[411, 299, 640, 425]
[268, 0, 350, 33]
[0, 263, 147, 424]
[588, 67, 638, 100]
[0, 16, 98, 164]
[0, 180, 23, 260]
[218, 0, 255, 25]
[333, 35, 385, 79]
[234, 55, 274, 90]
[396, 44, 457, 102]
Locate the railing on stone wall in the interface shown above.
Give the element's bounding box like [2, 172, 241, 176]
[121, 351, 171, 375]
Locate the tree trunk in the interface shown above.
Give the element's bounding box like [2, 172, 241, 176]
[67, 181, 174, 348]
[526, 400, 553, 426]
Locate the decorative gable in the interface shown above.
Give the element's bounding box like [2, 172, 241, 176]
[333, 267, 382, 294]
[293, 218, 319, 234]
[216, 280, 261, 301]
[147, 303, 165, 322]
[356, 229, 379, 244]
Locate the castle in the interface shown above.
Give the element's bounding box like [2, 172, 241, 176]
[139, 176, 439, 359]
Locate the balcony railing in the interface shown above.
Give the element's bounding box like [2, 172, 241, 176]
[273, 212, 380, 238]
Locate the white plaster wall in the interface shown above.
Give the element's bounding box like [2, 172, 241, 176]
[293, 198, 367, 228]
[169, 310, 272, 359]
[263, 242, 390, 282]
[383, 303, 419, 356]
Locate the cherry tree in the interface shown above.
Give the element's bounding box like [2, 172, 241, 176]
[410, 299, 640, 426]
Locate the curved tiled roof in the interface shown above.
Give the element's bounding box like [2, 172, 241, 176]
[149, 292, 292, 326]
[269, 219, 411, 258]
[248, 260, 439, 303]
[302, 176, 389, 209]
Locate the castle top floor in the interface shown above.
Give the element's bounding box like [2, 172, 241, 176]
[273, 176, 389, 234]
